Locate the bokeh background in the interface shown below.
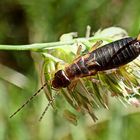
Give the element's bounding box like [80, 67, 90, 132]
[0, 0, 140, 140]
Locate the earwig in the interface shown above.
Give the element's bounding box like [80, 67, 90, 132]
[10, 34, 140, 120]
[52, 35, 140, 89]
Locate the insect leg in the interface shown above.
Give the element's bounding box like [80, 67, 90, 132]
[67, 79, 79, 92]
[86, 53, 101, 67]
[101, 68, 119, 74]
[90, 40, 103, 52]
[72, 44, 83, 62]
[76, 45, 82, 56]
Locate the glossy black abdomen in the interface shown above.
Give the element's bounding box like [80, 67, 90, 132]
[88, 37, 139, 71]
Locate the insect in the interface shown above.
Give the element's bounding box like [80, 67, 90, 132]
[10, 34, 140, 120]
[52, 35, 140, 88]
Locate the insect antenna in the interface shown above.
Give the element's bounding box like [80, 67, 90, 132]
[39, 93, 58, 121]
[10, 82, 48, 118]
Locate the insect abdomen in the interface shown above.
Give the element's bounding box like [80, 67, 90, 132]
[87, 37, 140, 71]
[64, 37, 140, 81]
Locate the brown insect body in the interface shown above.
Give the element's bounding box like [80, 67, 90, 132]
[52, 37, 140, 89]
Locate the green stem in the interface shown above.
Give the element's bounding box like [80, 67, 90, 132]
[0, 37, 112, 51]
[0, 41, 74, 51]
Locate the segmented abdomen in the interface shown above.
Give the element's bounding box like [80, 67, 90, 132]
[87, 37, 139, 71]
[65, 37, 140, 79]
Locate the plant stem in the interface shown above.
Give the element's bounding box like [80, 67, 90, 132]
[0, 38, 86, 51]
[0, 37, 112, 51]
[0, 41, 73, 51]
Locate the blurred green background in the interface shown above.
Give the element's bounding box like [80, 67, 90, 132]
[0, 0, 140, 140]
